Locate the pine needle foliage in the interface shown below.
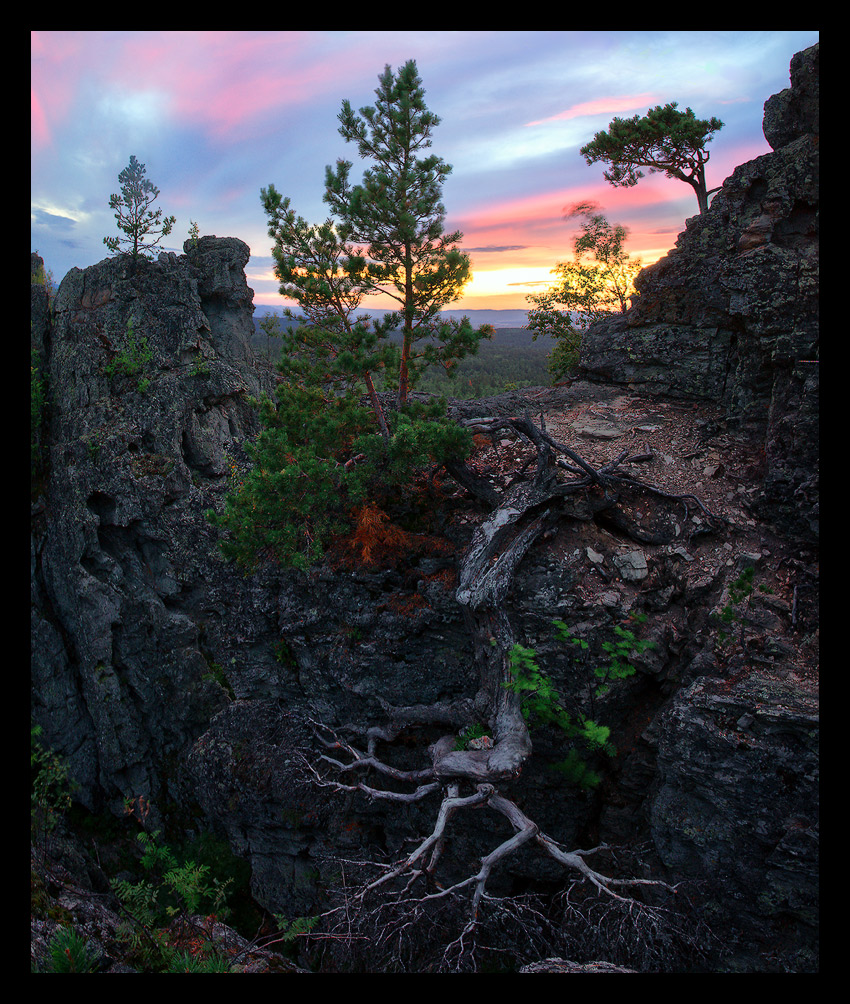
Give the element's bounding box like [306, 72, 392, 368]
[209, 319, 470, 571]
[103, 155, 176, 270]
[213, 67, 486, 573]
[324, 59, 490, 405]
[580, 102, 724, 214]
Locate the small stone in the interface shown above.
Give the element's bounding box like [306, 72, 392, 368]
[613, 551, 648, 581]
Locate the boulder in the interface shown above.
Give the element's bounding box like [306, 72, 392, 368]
[647, 672, 818, 971]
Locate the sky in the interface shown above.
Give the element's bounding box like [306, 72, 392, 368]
[32, 29, 819, 313]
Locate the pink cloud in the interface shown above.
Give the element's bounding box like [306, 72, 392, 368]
[31, 88, 50, 148]
[117, 31, 351, 140]
[31, 31, 88, 148]
[526, 93, 660, 127]
[458, 177, 676, 238]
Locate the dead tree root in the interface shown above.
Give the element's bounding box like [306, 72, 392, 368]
[300, 412, 721, 968]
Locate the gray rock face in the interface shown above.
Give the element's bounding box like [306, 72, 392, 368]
[648, 672, 818, 972]
[31, 239, 279, 817]
[763, 44, 819, 151]
[580, 44, 818, 543]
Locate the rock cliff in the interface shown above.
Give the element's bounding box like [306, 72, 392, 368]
[580, 43, 818, 545]
[31, 237, 280, 819]
[31, 48, 818, 974]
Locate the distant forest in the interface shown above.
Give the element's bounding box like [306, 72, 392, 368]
[250, 320, 556, 399]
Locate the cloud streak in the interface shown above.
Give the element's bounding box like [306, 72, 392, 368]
[525, 92, 660, 127]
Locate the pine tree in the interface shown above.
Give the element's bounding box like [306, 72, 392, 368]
[211, 62, 484, 572]
[580, 103, 724, 215]
[324, 59, 487, 405]
[260, 184, 398, 440]
[104, 155, 176, 270]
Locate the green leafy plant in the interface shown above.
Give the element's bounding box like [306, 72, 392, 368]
[713, 565, 755, 648]
[553, 614, 655, 698]
[502, 616, 656, 789]
[131, 830, 233, 920]
[164, 948, 234, 973]
[503, 640, 615, 789]
[549, 748, 602, 790]
[201, 660, 235, 701]
[111, 827, 237, 972]
[272, 914, 320, 944]
[453, 723, 491, 751]
[186, 219, 201, 252]
[31, 255, 55, 292]
[190, 352, 211, 377]
[526, 203, 642, 381]
[597, 623, 655, 696]
[105, 317, 152, 391]
[113, 829, 232, 930]
[31, 723, 75, 858]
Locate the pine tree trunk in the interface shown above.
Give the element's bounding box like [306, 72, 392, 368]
[364, 371, 390, 442]
[398, 249, 415, 406]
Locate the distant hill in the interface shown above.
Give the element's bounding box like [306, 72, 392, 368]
[253, 306, 529, 329]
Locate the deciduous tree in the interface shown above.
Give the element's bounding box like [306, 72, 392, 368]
[580, 103, 724, 214]
[527, 203, 642, 379]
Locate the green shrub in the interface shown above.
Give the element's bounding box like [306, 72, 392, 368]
[105, 317, 152, 391]
[38, 926, 99, 973]
[502, 638, 615, 789]
[31, 724, 74, 854]
[553, 614, 655, 697]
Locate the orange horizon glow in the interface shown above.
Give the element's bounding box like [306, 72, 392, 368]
[252, 242, 672, 314]
[250, 218, 678, 313]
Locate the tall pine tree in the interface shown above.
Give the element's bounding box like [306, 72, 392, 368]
[324, 59, 487, 405]
[211, 61, 484, 571]
[103, 155, 176, 271]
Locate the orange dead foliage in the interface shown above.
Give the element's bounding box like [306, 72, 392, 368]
[342, 502, 411, 568]
[331, 501, 455, 573]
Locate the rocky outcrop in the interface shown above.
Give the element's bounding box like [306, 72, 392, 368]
[580, 43, 818, 543]
[647, 671, 818, 972]
[518, 959, 638, 972]
[31, 238, 281, 818]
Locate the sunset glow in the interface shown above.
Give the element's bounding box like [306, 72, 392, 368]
[32, 30, 819, 314]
